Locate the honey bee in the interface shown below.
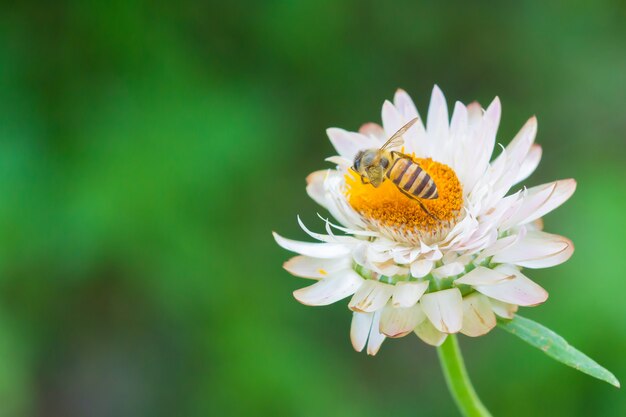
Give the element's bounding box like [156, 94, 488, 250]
[352, 118, 439, 219]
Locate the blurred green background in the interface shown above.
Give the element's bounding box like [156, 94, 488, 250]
[0, 1, 624, 416]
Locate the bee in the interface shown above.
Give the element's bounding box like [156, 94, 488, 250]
[352, 117, 439, 219]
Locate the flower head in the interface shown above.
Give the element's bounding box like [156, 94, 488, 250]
[274, 86, 575, 355]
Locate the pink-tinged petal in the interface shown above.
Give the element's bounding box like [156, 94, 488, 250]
[350, 311, 373, 352]
[326, 128, 377, 160]
[380, 304, 426, 338]
[293, 270, 364, 306]
[460, 293, 497, 337]
[526, 218, 544, 231]
[283, 255, 352, 279]
[489, 298, 518, 319]
[367, 311, 386, 355]
[273, 232, 352, 258]
[492, 231, 574, 268]
[474, 266, 548, 307]
[392, 281, 429, 308]
[466, 101, 483, 127]
[414, 319, 448, 346]
[359, 122, 386, 142]
[393, 88, 420, 119]
[426, 85, 449, 141]
[349, 280, 394, 313]
[410, 259, 433, 278]
[454, 266, 515, 286]
[420, 288, 463, 333]
[306, 170, 328, 208]
[515, 144, 542, 184]
[511, 179, 577, 227]
[431, 262, 464, 279]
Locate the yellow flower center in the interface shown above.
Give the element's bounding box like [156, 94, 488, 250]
[345, 157, 463, 237]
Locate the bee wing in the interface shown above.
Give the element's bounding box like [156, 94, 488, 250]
[380, 117, 419, 150]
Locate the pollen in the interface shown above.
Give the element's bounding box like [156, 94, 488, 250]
[345, 157, 463, 238]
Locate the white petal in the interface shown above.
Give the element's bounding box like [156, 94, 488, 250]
[474, 266, 547, 307]
[510, 179, 577, 227]
[489, 298, 518, 319]
[492, 231, 574, 268]
[431, 262, 464, 279]
[450, 101, 468, 138]
[393, 88, 419, 119]
[367, 310, 386, 355]
[454, 266, 515, 286]
[410, 259, 433, 278]
[326, 128, 377, 160]
[306, 170, 329, 208]
[460, 293, 496, 337]
[273, 232, 352, 258]
[515, 144, 542, 184]
[414, 319, 448, 346]
[420, 288, 463, 333]
[380, 304, 426, 338]
[480, 96, 501, 162]
[283, 255, 351, 279]
[475, 230, 526, 264]
[349, 280, 394, 313]
[350, 311, 373, 352]
[293, 270, 363, 306]
[426, 85, 449, 142]
[381, 100, 404, 138]
[392, 281, 429, 308]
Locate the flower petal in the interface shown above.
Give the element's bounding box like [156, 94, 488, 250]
[420, 288, 463, 333]
[414, 319, 448, 346]
[283, 255, 352, 279]
[273, 232, 352, 258]
[474, 266, 547, 307]
[426, 85, 449, 143]
[306, 170, 329, 208]
[515, 144, 542, 184]
[380, 304, 426, 338]
[410, 259, 433, 278]
[508, 179, 577, 228]
[460, 293, 496, 337]
[350, 311, 373, 352]
[367, 310, 386, 355]
[326, 128, 377, 160]
[359, 122, 386, 142]
[489, 298, 518, 319]
[392, 281, 429, 308]
[454, 266, 515, 286]
[349, 280, 394, 313]
[293, 270, 363, 306]
[492, 231, 574, 268]
[431, 262, 464, 279]
[393, 88, 420, 119]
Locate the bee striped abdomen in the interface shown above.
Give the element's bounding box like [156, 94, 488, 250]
[387, 158, 439, 199]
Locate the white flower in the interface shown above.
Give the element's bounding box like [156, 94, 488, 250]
[274, 86, 575, 355]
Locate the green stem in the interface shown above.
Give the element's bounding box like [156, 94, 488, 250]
[437, 334, 492, 417]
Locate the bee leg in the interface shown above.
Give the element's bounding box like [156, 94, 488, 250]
[360, 176, 371, 185]
[398, 189, 440, 221]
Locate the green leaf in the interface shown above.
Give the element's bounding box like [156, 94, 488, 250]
[497, 315, 620, 388]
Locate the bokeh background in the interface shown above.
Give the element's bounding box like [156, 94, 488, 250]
[0, 1, 625, 416]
